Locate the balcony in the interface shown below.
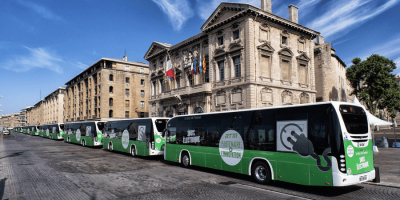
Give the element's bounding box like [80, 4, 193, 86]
[152, 83, 212, 101]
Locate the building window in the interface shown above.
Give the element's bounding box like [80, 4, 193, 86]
[125, 111, 129, 118]
[109, 74, 113, 81]
[109, 110, 113, 118]
[140, 101, 145, 108]
[218, 36, 224, 45]
[188, 75, 193, 86]
[140, 112, 144, 118]
[141, 79, 145, 86]
[161, 79, 165, 92]
[194, 107, 203, 114]
[233, 30, 239, 40]
[141, 90, 144, 97]
[205, 68, 209, 83]
[125, 89, 129, 96]
[234, 56, 241, 77]
[140, 68, 144, 73]
[282, 36, 287, 45]
[176, 77, 181, 88]
[109, 98, 113, 106]
[109, 86, 113, 94]
[125, 65, 129, 71]
[153, 64, 156, 71]
[153, 81, 156, 95]
[281, 60, 290, 81]
[261, 54, 271, 78]
[126, 77, 130, 84]
[299, 64, 307, 84]
[125, 100, 129, 108]
[219, 61, 225, 81]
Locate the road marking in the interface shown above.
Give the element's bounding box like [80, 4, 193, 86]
[230, 183, 312, 200]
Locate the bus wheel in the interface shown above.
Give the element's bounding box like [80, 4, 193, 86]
[82, 140, 86, 147]
[251, 161, 271, 184]
[181, 152, 190, 168]
[131, 146, 136, 157]
[50, 135, 52, 140]
[68, 137, 70, 143]
[108, 142, 113, 151]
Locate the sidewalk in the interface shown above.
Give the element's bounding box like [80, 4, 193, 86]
[365, 148, 400, 188]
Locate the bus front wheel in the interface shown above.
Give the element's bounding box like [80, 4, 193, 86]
[251, 161, 271, 184]
[131, 146, 136, 157]
[108, 142, 113, 151]
[181, 152, 190, 168]
[82, 140, 86, 147]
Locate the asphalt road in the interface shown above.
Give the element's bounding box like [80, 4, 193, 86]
[0, 131, 399, 200]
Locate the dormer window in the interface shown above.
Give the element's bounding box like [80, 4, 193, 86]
[282, 36, 287, 45]
[233, 30, 239, 40]
[218, 36, 224, 45]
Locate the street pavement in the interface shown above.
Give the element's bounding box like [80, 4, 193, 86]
[0, 131, 399, 200]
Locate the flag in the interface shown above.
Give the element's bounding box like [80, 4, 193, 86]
[199, 55, 203, 73]
[203, 55, 206, 73]
[165, 54, 175, 80]
[191, 59, 194, 75]
[194, 58, 197, 75]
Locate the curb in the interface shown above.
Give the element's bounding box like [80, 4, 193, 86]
[363, 181, 400, 188]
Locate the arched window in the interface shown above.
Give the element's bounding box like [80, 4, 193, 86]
[188, 75, 193, 86]
[109, 98, 113, 106]
[109, 86, 113, 94]
[109, 110, 113, 118]
[194, 107, 203, 114]
[109, 74, 113, 81]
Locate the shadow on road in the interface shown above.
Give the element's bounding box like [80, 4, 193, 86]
[0, 178, 7, 200]
[159, 161, 364, 197]
[0, 150, 27, 160]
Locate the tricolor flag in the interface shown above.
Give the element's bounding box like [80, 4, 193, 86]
[191, 59, 194, 75]
[194, 58, 197, 75]
[203, 55, 206, 73]
[165, 54, 175, 81]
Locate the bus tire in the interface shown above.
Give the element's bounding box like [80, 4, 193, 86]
[67, 137, 70, 143]
[50, 135, 53, 140]
[251, 161, 271, 184]
[82, 140, 85, 147]
[181, 152, 190, 168]
[131, 146, 136, 157]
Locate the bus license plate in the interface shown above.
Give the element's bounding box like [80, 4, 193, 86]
[359, 175, 367, 181]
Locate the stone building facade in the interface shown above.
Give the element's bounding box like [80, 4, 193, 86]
[26, 100, 43, 125]
[0, 112, 26, 128]
[64, 57, 149, 122]
[314, 37, 354, 103]
[145, 1, 319, 117]
[42, 87, 65, 124]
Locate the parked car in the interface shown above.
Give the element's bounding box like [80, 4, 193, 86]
[3, 129, 9, 135]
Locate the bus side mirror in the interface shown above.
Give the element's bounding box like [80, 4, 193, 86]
[162, 129, 168, 137]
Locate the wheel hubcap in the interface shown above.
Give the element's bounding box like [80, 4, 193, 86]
[255, 166, 267, 181]
[183, 155, 189, 166]
[132, 148, 135, 156]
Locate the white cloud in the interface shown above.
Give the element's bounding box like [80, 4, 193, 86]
[1, 46, 63, 73]
[17, 0, 63, 21]
[74, 62, 88, 70]
[306, 0, 400, 40]
[151, 0, 194, 31]
[196, 0, 260, 21]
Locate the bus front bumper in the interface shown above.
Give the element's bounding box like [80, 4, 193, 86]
[332, 170, 375, 186]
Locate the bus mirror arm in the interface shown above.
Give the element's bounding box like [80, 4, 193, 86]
[162, 129, 169, 137]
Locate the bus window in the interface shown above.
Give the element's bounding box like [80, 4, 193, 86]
[339, 105, 368, 134]
[59, 124, 65, 131]
[155, 119, 168, 132]
[97, 122, 105, 132]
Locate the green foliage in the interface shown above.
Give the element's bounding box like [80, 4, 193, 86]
[346, 54, 399, 117]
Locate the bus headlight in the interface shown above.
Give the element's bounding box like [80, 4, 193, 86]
[151, 141, 155, 149]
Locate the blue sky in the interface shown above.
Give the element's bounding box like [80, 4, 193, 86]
[1, 0, 400, 115]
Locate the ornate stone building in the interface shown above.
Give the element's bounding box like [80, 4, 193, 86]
[145, 0, 319, 117]
[314, 37, 354, 103]
[64, 57, 149, 122]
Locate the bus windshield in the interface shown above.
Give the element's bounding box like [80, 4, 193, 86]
[155, 119, 168, 132]
[59, 124, 65, 131]
[339, 105, 368, 134]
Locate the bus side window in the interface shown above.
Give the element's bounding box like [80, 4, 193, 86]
[308, 105, 331, 155]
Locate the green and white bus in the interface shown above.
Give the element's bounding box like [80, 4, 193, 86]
[39, 125, 51, 138]
[163, 102, 376, 186]
[48, 123, 65, 140]
[21, 126, 29, 134]
[103, 118, 169, 156]
[64, 121, 106, 147]
[28, 125, 39, 135]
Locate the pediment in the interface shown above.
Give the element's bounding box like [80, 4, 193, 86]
[228, 43, 243, 52]
[257, 42, 274, 52]
[296, 53, 310, 61]
[201, 3, 247, 31]
[144, 42, 171, 61]
[213, 49, 226, 57]
[279, 48, 293, 57]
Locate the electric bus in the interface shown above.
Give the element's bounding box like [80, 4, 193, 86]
[28, 125, 39, 135]
[39, 124, 51, 138]
[47, 123, 65, 140]
[103, 118, 169, 156]
[163, 102, 375, 186]
[64, 121, 106, 147]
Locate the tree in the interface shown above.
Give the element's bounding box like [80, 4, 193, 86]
[346, 54, 399, 115]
